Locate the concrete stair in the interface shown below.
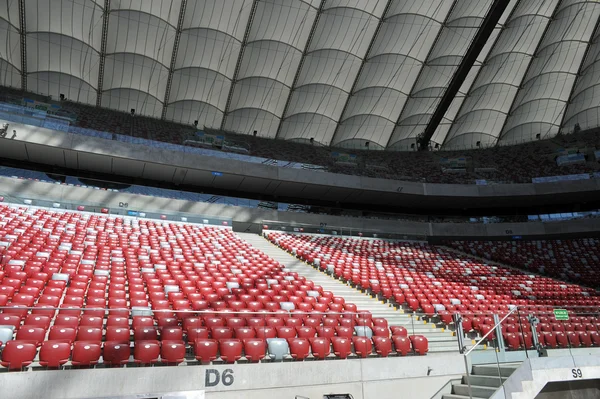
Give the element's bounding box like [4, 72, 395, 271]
[236, 232, 463, 353]
[442, 363, 521, 399]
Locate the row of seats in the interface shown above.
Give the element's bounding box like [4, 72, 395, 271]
[0, 205, 407, 369]
[0, 334, 429, 370]
[448, 239, 600, 287]
[267, 233, 600, 337]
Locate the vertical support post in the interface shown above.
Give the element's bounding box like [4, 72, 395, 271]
[17, 0, 27, 91]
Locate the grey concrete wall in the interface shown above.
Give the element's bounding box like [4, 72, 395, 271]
[491, 356, 600, 399]
[0, 354, 465, 399]
[3, 176, 600, 239]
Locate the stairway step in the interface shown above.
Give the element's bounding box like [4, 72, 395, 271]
[465, 375, 507, 388]
[472, 363, 520, 377]
[238, 232, 462, 351]
[453, 384, 497, 398]
[442, 394, 487, 399]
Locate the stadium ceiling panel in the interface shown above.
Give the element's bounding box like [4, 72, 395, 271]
[330, 0, 454, 150]
[223, 0, 319, 138]
[442, 0, 557, 150]
[166, 0, 253, 128]
[0, 0, 21, 88]
[100, 0, 181, 117]
[499, 0, 600, 146]
[386, 0, 494, 151]
[25, 0, 104, 105]
[4, 0, 600, 151]
[434, 0, 519, 151]
[277, 0, 388, 144]
[562, 15, 600, 132]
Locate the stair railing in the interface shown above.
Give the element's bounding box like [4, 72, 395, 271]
[462, 306, 519, 399]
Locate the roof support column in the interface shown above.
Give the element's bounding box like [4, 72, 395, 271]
[329, 0, 393, 147]
[161, 0, 187, 120]
[220, 0, 260, 130]
[17, 0, 26, 90]
[275, 0, 326, 140]
[96, 0, 111, 107]
[419, 0, 511, 150]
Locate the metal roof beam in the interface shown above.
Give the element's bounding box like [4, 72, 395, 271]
[385, 0, 458, 150]
[96, 0, 111, 107]
[220, 0, 260, 131]
[329, 0, 394, 147]
[275, 0, 326, 140]
[418, 0, 512, 151]
[161, 0, 187, 120]
[17, 0, 26, 90]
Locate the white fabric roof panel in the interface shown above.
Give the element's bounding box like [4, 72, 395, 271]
[0, 1, 22, 88]
[332, 0, 452, 148]
[563, 21, 600, 130]
[388, 0, 494, 150]
[24, 0, 103, 105]
[223, 0, 318, 137]
[499, 0, 600, 145]
[166, 0, 253, 126]
[441, 0, 525, 150]
[2, 0, 600, 150]
[100, 6, 177, 115]
[278, 1, 386, 143]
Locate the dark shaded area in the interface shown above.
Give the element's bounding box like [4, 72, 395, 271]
[536, 379, 600, 399]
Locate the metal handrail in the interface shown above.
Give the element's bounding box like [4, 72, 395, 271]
[463, 306, 519, 399]
[464, 306, 519, 357]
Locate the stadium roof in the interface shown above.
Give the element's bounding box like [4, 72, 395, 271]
[1, 0, 599, 151]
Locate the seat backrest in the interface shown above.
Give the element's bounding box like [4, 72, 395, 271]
[354, 326, 373, 338]
[267, 338, 289, 360]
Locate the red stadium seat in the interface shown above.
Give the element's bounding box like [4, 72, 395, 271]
[243, 338, 266, 362]
[134, 340, 161, 365]
[48, 326, 77, 343]
[133, 327, 158, 342]
[77, 327, 103, 342]
[219, 339, 243, 363]
[161, 341, 186, 364]
[390, 326, 408, 337]
[335, 326, 353, 338]
[352, 337, 373, 358]
[0, 341, 37, 370]
[331, 336, 352, 359]
[288, 338, 311, 360]
[194, 339, 219, 363]
[103, 341, 131, 366]
[187, 327, 210, 343]
[234, 327, 256, 339]
[392, 336, 411, 356]
[276, 327, 296, 339]
[71, 342, 102, 367]
[410, 335, 428, 355]
[105, 327, 131, 343]
[372, 336, 393, 357]
[161, 327, 184, 342]
[296, 326, 316, 339]
[39, 341, 71, 368]
[256, 327, 277, 339]
[309, 337, 331, 360]
[15, 326, 46, 346]
[212, 327, 234, 340]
